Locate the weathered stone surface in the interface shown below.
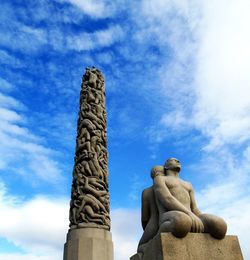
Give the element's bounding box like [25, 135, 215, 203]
[69, 67, 110, 230]
[64, 228, 113, 260]
[63, 68, 113, 260]
[131, 233, 243, 260]
[138, 158, 227, 254]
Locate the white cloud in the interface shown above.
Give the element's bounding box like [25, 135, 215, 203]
[193, 0, 250, 149]
[66, 0, 116, 18]
[0, 181, 142, 260]
[0, 182, 68, 260]
[0, 93, 25, 110]
[145, 0, 250, 150]
[187, 146, 250, 259]
[0, 78, 15, 91]
[0, 253, 60, 260]
[135, 0, 250, 152]
[0, 23, 48, 54]
[21, 25, 47, 45]
[140, 0, 191, 21]
[0, 50, 25, 69]
[0, 168, 248, 260]
[27, 154, 61, 182]
[96, 52, 114, 64]
[0, 90, 62, 183]
[0, 1, 249, 259]
[0, 108, 22, 122]
[0, 131, 62, 183]
[66, 25, 124, 51]
[0, 2, 124, 54]
[197, 180, 250, 259]
[128, 3, 250, 258]
[111, 208, 141, 260]
[160, 110, 191, 131]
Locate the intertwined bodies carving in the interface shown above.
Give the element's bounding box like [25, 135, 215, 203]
[69, 68, 110, 230]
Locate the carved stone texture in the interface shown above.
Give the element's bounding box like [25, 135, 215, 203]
[131, 233, 243, 260]
[137, 158, 228, 256]
[69, 67, 110, 230]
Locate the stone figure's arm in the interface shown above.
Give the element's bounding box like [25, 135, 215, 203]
[189, 186, 202, 216]
[154, 176, 192, 215]
[141, 189, 150, 230]
[154, 176, 204, 233]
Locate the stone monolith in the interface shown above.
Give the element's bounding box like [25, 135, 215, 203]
[63, 67, 113, 260]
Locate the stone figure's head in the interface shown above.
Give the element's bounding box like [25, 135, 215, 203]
[164, 158, 181, 172]
[151, 165, 164, 179]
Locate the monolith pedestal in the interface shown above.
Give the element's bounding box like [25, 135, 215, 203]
[63, 228, 113, 260]
[63, 67, 113, 260]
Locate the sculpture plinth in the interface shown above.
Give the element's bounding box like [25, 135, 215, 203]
[64, 228, 113, 260]
[131, 233, 243, 260]
[63, 68, 113, 260]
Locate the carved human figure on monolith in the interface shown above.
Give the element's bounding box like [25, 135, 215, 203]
[137, 158, 227, 255]
[64, 68, 113, 260]
[69, 67, 110, 230]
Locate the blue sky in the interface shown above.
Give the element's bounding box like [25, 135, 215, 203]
[0, 0, 250, 259]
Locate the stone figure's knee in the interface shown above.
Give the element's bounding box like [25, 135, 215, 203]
[159, 211, 191, 238]
[212, 217, 227, 239]
[173, 212, 192, 224]
[200, 214, 227, 239]
[172, 212, 192, 237]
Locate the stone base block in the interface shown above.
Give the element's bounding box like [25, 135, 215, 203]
[131, 233, 243, 260]
[63, 228, 113, 260]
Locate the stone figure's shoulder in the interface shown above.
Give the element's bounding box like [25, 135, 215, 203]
[142, 186, 154, 198]
[153, 174, 167, 184]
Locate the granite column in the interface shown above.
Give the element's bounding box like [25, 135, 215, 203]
[63, 67, 113, 260]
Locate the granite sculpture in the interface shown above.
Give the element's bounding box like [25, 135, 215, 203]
[69, 67, 110, 230]
[131, 233, 243, 260]
[138, 158, 227, 255]
[64, 68, 113, 260]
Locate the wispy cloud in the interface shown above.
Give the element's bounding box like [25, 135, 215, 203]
[193, 0, 250, 150]
[0, 181, 142, 260]
[111, 208, 141, 260]
[0, 78, 15, 92]
[0, 1, 249, 259]
[0, 87, 63, 184]
[140, 0, 250, 150]
[196, 173, 250, 259]
[66, 25, 124, 51]
[125, 2, 250, 258]
[0, 93, 25, 109]
[0, 2, 124, 55]
[0, 253, 58, 260]
[65, 0, 118, 18]
[0, 182, 68, 259]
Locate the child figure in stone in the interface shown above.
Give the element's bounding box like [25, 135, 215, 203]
[138, 166, 165, 254]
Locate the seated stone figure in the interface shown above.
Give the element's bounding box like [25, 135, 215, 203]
[137, 166, 164, 254]
[138, 158, 227, 255]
